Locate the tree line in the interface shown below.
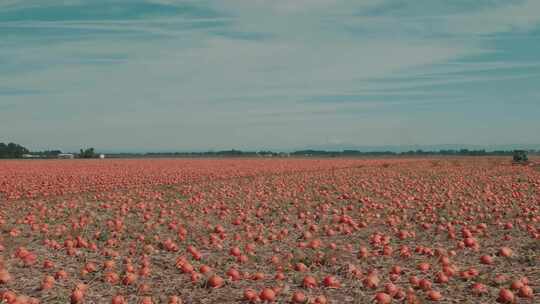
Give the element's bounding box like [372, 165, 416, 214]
[142, 149, 538, 158]
[1, 142, 538, 159]
[0, 142, 97, 159]
[0, 142, 29, 158]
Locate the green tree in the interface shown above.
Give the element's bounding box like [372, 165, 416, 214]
[0, 142, 29, 158]
[79, 147, 96, 158]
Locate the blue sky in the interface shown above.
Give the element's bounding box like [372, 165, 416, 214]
[1, 0, 539, 152]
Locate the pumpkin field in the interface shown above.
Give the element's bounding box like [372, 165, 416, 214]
[0, 158, 538, 303]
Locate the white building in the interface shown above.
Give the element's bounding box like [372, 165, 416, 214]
[58, 153, 74, 159]
[22, 154, 40, 159]
[99, 154, 106, 159]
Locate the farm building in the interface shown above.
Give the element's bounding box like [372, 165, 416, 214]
[57, 153, 75, 159]
[22, 154, 40, 159]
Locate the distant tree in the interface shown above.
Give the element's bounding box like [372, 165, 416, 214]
[79, 147, 96, 158]
[0, 142, 29, 158]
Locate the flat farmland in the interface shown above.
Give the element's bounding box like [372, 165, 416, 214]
[0, 158, 538, 303]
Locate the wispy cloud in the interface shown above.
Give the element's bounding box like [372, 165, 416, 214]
[1, 0, 539, 151]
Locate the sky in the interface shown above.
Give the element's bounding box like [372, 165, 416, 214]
[1, 0, 539, 152]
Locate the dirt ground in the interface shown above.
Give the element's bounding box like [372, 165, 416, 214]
[0, 157, 538, 303]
